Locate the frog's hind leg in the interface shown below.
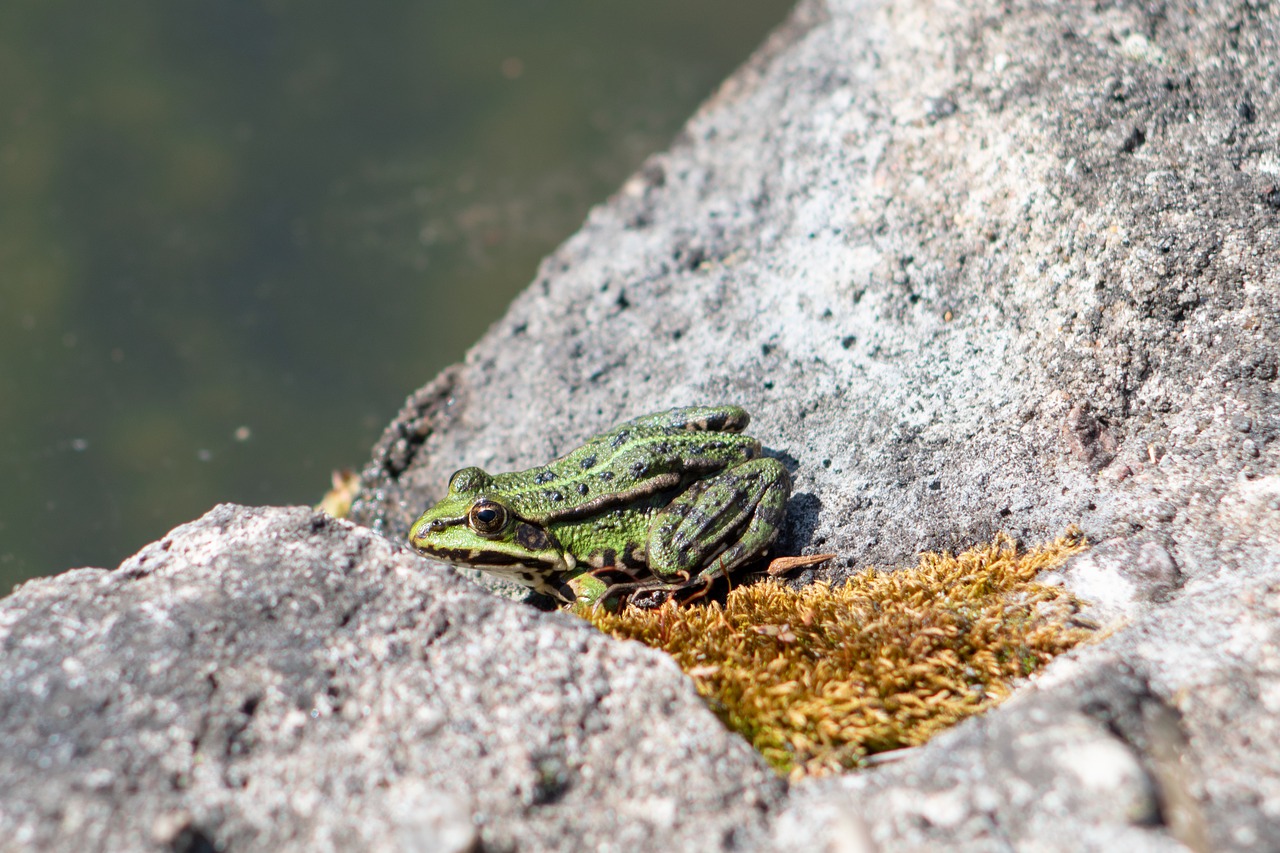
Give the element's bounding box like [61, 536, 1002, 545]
[647, 457, 790, 584]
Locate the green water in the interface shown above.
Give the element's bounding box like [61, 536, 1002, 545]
[0, 1, 795, 589]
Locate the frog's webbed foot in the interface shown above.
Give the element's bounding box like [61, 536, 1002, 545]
[591, 570, 729, 610]
[564, 568, 701, 611]
[561, 564, 659, 610]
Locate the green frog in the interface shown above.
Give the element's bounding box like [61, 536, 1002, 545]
[408, 405, 790, 607]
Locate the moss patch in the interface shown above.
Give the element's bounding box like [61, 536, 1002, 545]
[581, 530, 1092, 777]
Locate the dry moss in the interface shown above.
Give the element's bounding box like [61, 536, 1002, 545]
[581, 530, 1092, 777]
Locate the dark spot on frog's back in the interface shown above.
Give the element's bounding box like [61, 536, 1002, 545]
[535, 470, 557, 485]
[695, 408, 749, 432]
[580, 455, 597, 470]
[577, 483, 589, 496]
[688, 509, 712, 528]
[599, 471, 614, 482]
[630, 460, 648, 477]
[546, 491, 565, 503]
[611, 430, 631, 449]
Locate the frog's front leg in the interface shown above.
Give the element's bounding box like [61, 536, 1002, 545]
[560, 567, 613, 609]
[647, 457, 790, 583]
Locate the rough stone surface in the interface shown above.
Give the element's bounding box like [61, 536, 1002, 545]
[0, 506, 781, 852]
[7, 0, 1280, 849]
[1039, 534, 1182, 625]
[355, 0, 1279, 596]
[773, 564, 1280, 851]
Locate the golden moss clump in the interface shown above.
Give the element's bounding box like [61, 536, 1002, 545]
[582, 530, 1092, 777]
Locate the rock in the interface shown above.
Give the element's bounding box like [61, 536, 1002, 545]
[1040, 535, 1182, 626]
[353, 0, 1278, 598]
[8, 0, 1280, 848]
[346, 0, 1280, 847]
[773, 671, 1196, 852]
[1062, 403, 1120, 474]
[0, 506, 782, 851]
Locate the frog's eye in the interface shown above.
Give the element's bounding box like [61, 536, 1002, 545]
[468, 499, 507, 534]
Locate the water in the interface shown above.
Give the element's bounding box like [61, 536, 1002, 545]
[0, 1, 794, 589]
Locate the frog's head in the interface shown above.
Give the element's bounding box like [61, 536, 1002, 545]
[408, 466, 573, 578]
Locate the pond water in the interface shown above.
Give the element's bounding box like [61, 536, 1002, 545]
[0, 1, 795, 589]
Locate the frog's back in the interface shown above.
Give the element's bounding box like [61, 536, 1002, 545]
[495, 406, 760, 522]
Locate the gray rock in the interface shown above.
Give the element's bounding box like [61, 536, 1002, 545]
[346, 0, 1280, 847]
[0, 505, 782, 852]
[7, 0, 1280, 849]
[1040, 535, 1182, 627]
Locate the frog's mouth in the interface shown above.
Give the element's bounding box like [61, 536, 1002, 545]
[423, 548, 577, 595]
[421, 546, 566, 571]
